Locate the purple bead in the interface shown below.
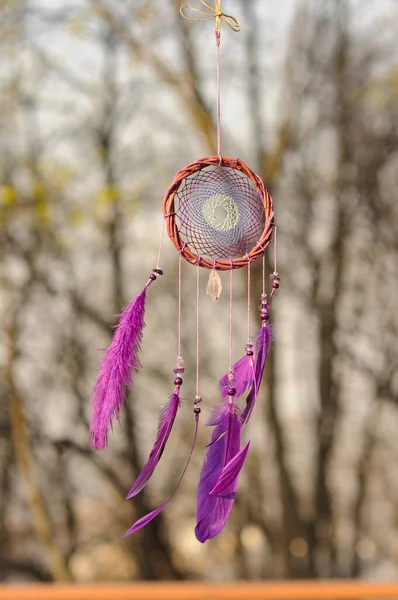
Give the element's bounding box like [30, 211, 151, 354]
[153, 268, 163, 276]
[246, 350, 254, 356]
[173, 368, 185, 374]
[272, 282, 280, 289]
[149, 273, 157, 281]
[174, 377, 183, 386]
[194, 407, 201, 414]
[260, 313, 269, 321]
[227, 387, 236, 396]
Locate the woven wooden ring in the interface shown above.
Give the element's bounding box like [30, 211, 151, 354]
[162, 156, 274, 270]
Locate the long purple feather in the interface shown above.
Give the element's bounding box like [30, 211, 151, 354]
[210, 441, 250, 496]
[241, 324, 273, 427]
[126, 393, 180, 499]
[90, 287, 147, 449]
[125, 414, 199, 536]
[195, 401, 241, 543]
[210, 325, 274, 502]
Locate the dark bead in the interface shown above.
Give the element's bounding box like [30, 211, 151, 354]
[246, 350, 254, 356]
[194, 407, 201, 414]
[227, 387, 236, 396]
[174, 377, 183, 386]
[149, 273, 157, 281]
[272, 282, 280, 289]
[153, 268, 163, 276]
[260, 313, 269, 321]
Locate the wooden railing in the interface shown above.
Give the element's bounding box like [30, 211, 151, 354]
[1, 582, 398, 600]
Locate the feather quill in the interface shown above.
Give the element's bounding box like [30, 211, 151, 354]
[195, 401, 242, 543]
[126, 393, 180, 499]
[90, 287, 147, 449]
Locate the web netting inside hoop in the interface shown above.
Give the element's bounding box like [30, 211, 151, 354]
[163, 157, 274, 270]
[175, 166, 264, 260]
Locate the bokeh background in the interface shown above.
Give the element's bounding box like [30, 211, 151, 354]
[1, 0, 398, 584]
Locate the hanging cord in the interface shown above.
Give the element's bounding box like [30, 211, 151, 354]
[269, 225, 280, 308]
[262, 250, 267, 297]
[196, 264, 200, 399]
[247, 259, 251, 343]
[174, 255, 185, 377]
[229, 267, 233, 373]
[156, 217, 166, 270]
[177, 256, 182, 359]
[180, 1, 241, 158]
[216, 30, 221, 157]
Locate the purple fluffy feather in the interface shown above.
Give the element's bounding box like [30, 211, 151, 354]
[195, 401, 242, 543]
[90, 287, 147, 449]
[241, 324, 273, 427]
[126, 393, 180, 499]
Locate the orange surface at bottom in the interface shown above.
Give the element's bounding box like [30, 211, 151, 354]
[1, 581, 398, 600]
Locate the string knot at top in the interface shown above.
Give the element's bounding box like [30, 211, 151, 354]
[180, 1, 241, 43]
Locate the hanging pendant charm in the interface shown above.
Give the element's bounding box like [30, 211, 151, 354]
[206, 268, 223, 301]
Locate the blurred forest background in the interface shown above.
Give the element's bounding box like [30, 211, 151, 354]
[1, 0, 398, 584]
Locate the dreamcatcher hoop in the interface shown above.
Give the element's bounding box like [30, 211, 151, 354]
[90, 2, 281, 544]
[163, 155, 274, 270]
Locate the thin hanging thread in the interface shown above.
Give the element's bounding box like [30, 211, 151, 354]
[177, 256, 182, 358]
[247, 259, 251, 342]
[262, 252, 267, 296]
[156, 217, 166, 269]
[229, 267, 233, 373]
[273, 225, 278, 274]
[216, 33, 221, 157]
[196, 265, 200, 397]
[180, 1, 241, 157]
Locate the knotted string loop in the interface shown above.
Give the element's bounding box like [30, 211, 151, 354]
[180, 0, 241, 42]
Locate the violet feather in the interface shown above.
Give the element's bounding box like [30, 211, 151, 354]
[241, 324, 273, 427]
[210, 441, 250, 496]
[195, 402, 242, 543]
[124, 501, 169, 536]
[125, 413, 200, 536]
[90, 287, 147, 449]
[126, 393, 180, 499]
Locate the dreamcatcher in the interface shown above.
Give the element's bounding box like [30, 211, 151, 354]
[90, 0, 279, 543]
